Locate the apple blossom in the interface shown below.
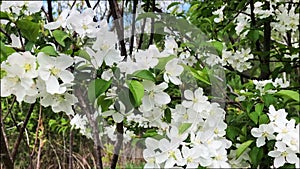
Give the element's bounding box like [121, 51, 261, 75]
[37, 52, 74, 94]
[163, 58, 184, 85]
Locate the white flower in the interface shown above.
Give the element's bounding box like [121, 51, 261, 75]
[143, 138, 161, 168]
[251, 124, 275, 147]
[70, 114, 89, 137]
[274, 119, 296, 141]
[163, 58, 184, 85]
[92, 20, 118, 51]
[135, 46, 159, 70]
[268, 141, 299, 168]
[179, 51, 197, 66]
[25, 1, 43, 14]
[101, 69, 114, 81]
[67, 8, 98, 38]
[204, 53, 221, 66]
[37, 52, 74, 94]
[155, 138, 182, 167]
[6, 52, 38, 78]
[0, 52, 38, 102]
[209, 148, 231, 168]
[86, 47, 123, 67]
[140, 81, 171, 112]
[161, 37, 178, 56]
[267, 105, 288, 124]
[40, 92, 78, 115]
[9, 34, 24, 48]
[44, 10, 70, 30]
[180, 145, 205, 168]
[212, 6, 226, 23]
[182, 88, 210, 113]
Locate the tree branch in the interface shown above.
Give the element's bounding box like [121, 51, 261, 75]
[110, 122, 124, 169]
[11, 103, 35, 161]
[0, 98, 14, 169]
[129, 0, 138, 56]
[75, 88, 103, 169]
[47, 0, 54, 22]
[148, 0, 156, 47]
[109, 0, 127, 58]
[138, 0, 150, 49]
[259, 1, 271, 80]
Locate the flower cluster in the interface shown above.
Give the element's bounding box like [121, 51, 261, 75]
[251, 105, 300, 168]
[221, 48, 254, 72]
[143, 87, 233, 168]
[253, 72, 289, 95]
[0, 52, 77, 115]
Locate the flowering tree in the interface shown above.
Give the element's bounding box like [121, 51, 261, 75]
[0, 0, 299, 169]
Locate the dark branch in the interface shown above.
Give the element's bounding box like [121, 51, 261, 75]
[148, 0, 156, 47]
[0, 98, 14, 169]
[109, 0, 127, 58]
[129, 0, 138, 56]
[110, 122, 124, 169]
[47, 0, 54, 22]
[12, 103, 35, 161]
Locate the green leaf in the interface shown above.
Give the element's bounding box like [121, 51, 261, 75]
[75, 49, 91, 61]
[164, 108, 171, 123]
[264, 83, 274, 91]
[16, 19, 40, 42]
[247, 30, 260, 43]
[53, 30, 69, 47]
[40, 46, 58, 56]
[0, 42, 15, 62]
[188, 66, 211, 85]
[236, 140, 253, 159]
[97, 95, 113, 112]
[211, 41, 223, 55]
[118, 90, 134, 112]
[128, 80, 144, 107]
[226, 126, 240, 141]
[132, 70, 156, 82]
[155, 55, 176, 70]
[255, 103, 264, 116]
[167, 2, 181, 10]
[276, 90, 300, 102]
[25, 41, 34, 51]
[249, 112, 259, 125]
[249, 147, 264, 168]
[178, 123, 192, 134]
[88, 79, 112, 103]
[0, 11, 9, 20]
[259, 114, 269, 125]
[262, 94, 276, 107]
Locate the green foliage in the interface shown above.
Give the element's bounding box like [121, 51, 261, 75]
[131, 70, 156, 82]
[128, 80, 144, 107]
[88, 79, 112, 103]
[52, 30, 69, 47]
[236, 140, 253, 158]
[16, 19, 40, 42]
[40, 45, 58, 56]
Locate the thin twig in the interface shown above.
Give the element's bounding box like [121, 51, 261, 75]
[129, 0, 138, 56]
[148, 0, 155, 47]
[137, 0, 150, 49]
[93, 0, 101, 10]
